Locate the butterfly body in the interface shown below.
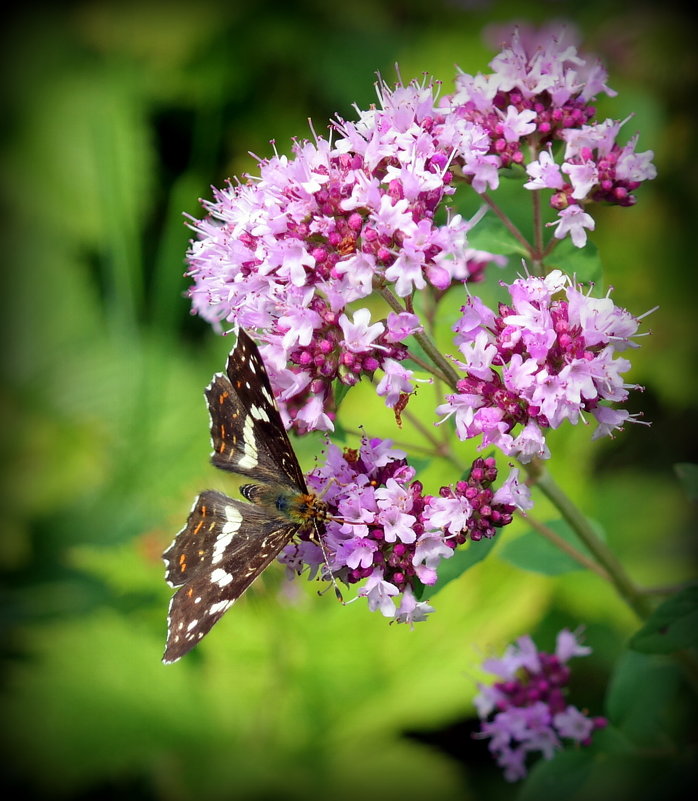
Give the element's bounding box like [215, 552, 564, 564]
[162, 329, 326, 664]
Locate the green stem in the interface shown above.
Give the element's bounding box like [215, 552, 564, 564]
[541, 236, 560, 260]
[401, 408, 469, 471]
[525, 460, 652, 620]
[521, 512, 612, 582]
[377, 286, 461, 389]
[638, 579, 698, 597]
[404, 348, 451, 384]
[478, 191, 534, 255]
[530, 190, 545, 275]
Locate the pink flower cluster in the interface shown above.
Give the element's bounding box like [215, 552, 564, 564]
[279, 438, 531, 622]
[441, 25, 655, 247]
[437, 270, 648, 462]
[186, 80, 501, 432]
[474, 630, 607, 781]
[184, 23, 654, 436]
[526, 120, 657, 247]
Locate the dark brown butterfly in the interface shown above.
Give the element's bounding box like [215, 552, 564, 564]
[162, 330, 327, 663]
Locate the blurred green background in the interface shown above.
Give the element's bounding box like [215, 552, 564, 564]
[1, 1, 696, 799]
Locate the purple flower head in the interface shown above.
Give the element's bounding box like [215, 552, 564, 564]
[438, 271, 649, 461]
[474, 629, 607, 781]
[440, 23, 613, 176]
[280, 443, 521, 620]
[433, 23, 653, 247]
[184, 75, 514, 434]
[375, 359, 431, 409]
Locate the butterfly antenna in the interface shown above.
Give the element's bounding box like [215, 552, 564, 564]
[311, 518, 345, 603]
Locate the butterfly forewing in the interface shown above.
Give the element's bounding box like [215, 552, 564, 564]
[206, 329, 306, 492]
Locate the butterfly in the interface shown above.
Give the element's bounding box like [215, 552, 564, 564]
[162, 329, 328, 663]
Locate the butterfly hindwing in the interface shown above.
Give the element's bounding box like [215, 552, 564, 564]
[163, 490, 299, 663]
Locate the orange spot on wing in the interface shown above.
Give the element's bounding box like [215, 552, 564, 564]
[193, 520, 204, 535]
[219, 391, 229, 404]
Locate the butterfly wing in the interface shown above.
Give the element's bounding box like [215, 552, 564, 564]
[206, 329, 307, 492]
[163, 489, 298, 663]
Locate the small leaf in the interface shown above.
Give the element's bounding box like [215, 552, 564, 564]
[545, 237, 603, 284]
[517, 748, 594, 801]
[588, 724, 635, 755]
[334, 381, 352, 409]
[331, 418, 349, 443]
[428, 537, 497, 596]
[408, 456, 432, 476]
[674, 462, 698, 501]
[629, 584, 698, 654]
[605, 650, 681, 748]
[467, 213, 526, 257]
[500, 519, 604, 576]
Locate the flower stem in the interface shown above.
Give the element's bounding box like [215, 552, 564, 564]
[401, 408, 469, 471]
[521, 512, 612, 581]
[377, 286, 461, 389]
[478, 191, 534, 255]
[530, 191, 545, 275]
[404, 348, 451, 384]
[524, 460, 653, 620]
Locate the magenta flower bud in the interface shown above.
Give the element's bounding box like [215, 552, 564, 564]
[348, 212, 363, 231]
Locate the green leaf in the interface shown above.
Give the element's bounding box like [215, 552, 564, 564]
[331, 418, 349, 443]
[629, 584, 698, 654]
[517, 748, 594, 801]
[466, 213, 527, 257]
[403, 337, 433, 370]
[334, 380, 353, 410]
[605, 651, 681, 748]
[674, 462, 698, 501]
[545, 237, 603, 284]
[499, 519, 604, 576]
[408, 456, 432, 476]
[588, 724, 636, 755]
[427, 537, 497, 596]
